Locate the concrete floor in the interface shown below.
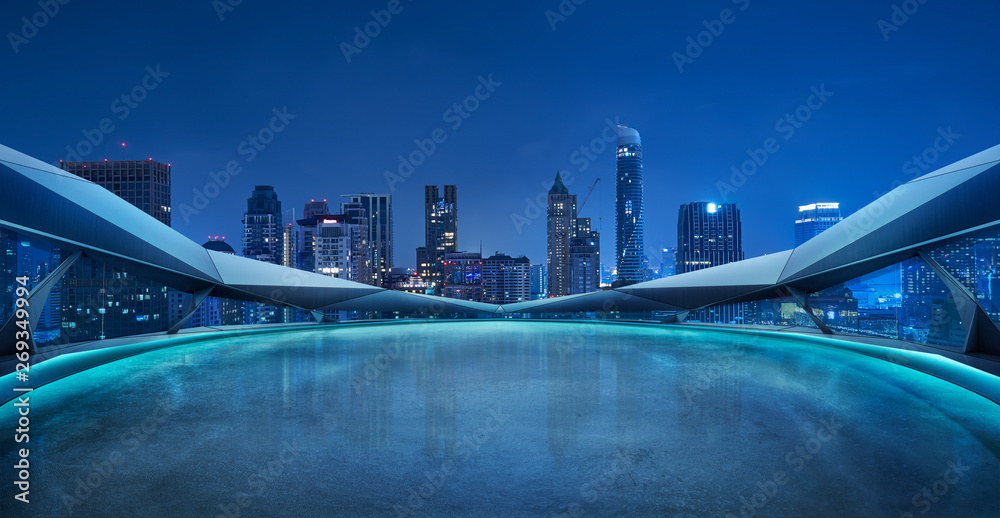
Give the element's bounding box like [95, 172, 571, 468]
[1, 321, 998, 516]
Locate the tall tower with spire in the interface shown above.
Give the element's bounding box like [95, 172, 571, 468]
[547, 172, 577, 298]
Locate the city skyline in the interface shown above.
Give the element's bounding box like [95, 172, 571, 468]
[4, 1, 998, 270]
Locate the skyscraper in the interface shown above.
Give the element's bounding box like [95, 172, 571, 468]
[242, 186, 283, 325]
[343, 193, 393, 287]
[677, 202, 744, 274]
[418, 185, 457, 290]
[568, 218, 601, 295]
[297, 200, 330, 272]
[547, 172, 601, 297]
[547, 172, 576, 297]
[60, 159, 172, 225]
[615, 126, 645, 285]
[794, 203, 842, 247]
[678, 202, 744, 323]
[59, 159, 172, 341]
[482, 253, 531, 305]
[242, 186, 283, 265]
[530, 264, 547, 300]
[312, 211, 371, 283]
[661, 247, 677, 278]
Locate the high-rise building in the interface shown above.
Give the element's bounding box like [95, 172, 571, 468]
[311, 211, 371, 283]
[547, 172, 576, 297]
[482, 253, 531, 305]
[242, 186, 283, 265]
[661, 247, 677, 278]
[678, 202, 744, 324]
[615, 126, 645, 285]
[530, 264, 547, 300]
[59, 159, 172, 341]
[418, 185, 457, 289]
[677, 202, 744, 274]
[343, 194, 393, 287]
[242, 186, 283, 325]
[794, 203, 842, 247]
[297, 200, 330, 272]
[60, 159, 172, 225]
[568, 218, 601, 295]
[442, 251, 483, 302]
[547, 172, 601, 297]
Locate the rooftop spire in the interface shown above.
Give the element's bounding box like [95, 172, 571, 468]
[549, 171, 569, 195]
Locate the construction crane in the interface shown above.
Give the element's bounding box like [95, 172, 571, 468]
[555, 177, 602, 240]
[577, 177, 600, 215]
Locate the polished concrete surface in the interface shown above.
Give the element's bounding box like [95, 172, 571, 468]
[1, 321, 998, 516]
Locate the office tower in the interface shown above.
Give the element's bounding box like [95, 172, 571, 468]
[242, 186, 283, 264]
[678, 202, 744, 324]
[795, 203, 842, 247]
[547, 172, 577, 297]
[615, 126, 645, 285]
[417, 185, 457, 289]
[482, 253, 531, 305]
[442, 252, 483, 302]
[568, 218, 601, 295]
[547, 172, 602, 297]
[241, 186, 283, 325]
[61, 159, 172, 225]
[59, 159, 172, 341]
[677, 202, 744, 273]
[343, 194, 393, 287]
[530, 264, 547, 300]
[661, 247, 677, 278]
[297, 200, 330, 272]
[310, 211, 371, 283]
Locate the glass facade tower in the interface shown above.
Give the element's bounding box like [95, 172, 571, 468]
[795, 203, 842, 247]
[615, 126, 645, 285]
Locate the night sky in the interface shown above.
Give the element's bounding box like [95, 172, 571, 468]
[4, 0, 999, 269]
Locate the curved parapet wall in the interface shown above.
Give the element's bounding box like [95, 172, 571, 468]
[2, 142, 999, 355]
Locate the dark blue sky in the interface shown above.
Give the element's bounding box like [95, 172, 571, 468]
[4, 0, 999, 268]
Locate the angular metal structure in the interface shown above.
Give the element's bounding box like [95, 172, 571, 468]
[2, 142, 999, 356]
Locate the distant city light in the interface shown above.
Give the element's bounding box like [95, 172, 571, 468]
[707, 203, 717, 213]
